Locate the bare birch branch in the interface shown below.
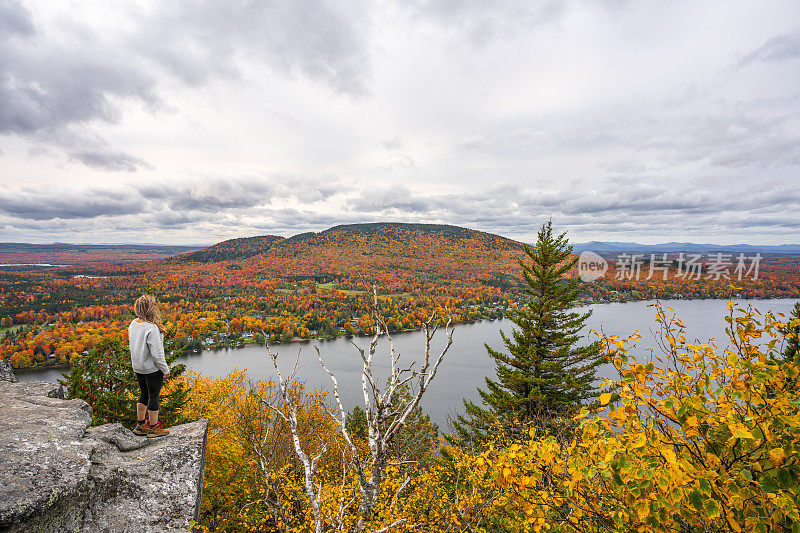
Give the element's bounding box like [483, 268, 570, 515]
[269, 287, 454, 532]
[265, 341, 324, 533]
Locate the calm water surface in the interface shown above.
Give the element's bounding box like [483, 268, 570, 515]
[19, 298, 798, 427]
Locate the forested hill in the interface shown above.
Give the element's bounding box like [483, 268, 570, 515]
[182, 235, 285, 263]
[178, 222, 524, 264]
[314, 222, 519, 246]
[106, 222, 528, 286]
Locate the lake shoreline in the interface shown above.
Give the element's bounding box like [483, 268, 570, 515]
[14, 297, 800, 426]
[12, 362, 71, 374]
[10, 295, 798, 373]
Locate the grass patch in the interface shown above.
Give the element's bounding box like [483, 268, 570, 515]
[315, 283, 407, 298]
[316, 282, 367, 296]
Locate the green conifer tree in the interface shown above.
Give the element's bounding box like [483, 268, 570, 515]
[61, 337, 193, 427]
[449, 220, 603, 446]
[782, 301, 800, 362]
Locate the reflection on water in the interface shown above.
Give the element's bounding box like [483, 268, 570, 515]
[18, 298, 798, 427]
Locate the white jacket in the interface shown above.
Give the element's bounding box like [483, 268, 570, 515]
[128, 319, 169, 374]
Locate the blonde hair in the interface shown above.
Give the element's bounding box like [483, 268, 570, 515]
[134, 294, 167, 335]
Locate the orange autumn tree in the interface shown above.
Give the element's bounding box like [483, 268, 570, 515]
[477, 300, 800, 532]
[182, 369, 346, 532]
[182, 372, 496, 532]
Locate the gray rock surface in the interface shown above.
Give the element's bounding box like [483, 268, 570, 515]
[0, 380, 207, 532]
[0, 358, 17, 382]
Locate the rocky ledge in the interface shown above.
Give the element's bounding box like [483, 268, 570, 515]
[0, 359, 17, 383]
[0, 380, 207, 533]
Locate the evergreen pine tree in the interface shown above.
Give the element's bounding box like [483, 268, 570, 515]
[782, 301, 800, 362]
[449, 220, 603, 446]
[61, 337, 193, 427]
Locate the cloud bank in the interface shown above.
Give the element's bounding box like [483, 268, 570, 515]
[0, 1, 798, 244]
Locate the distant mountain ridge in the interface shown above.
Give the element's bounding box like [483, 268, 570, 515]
[571, 241, 800, 254]
[0, 242, 203, 268]
[0, 243, 201, 253]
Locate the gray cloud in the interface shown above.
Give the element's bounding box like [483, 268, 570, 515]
[347, 185, 441, 213]
[144, 209, 231, 229]
[740, 28, 800, 66]
[137, 178, 275, 212]
[456, 128, 553, 155]
[70, 149, 153, 172]
[148, 210, 196, 228]
[0, 23, 159, 136]
[404, 0, 567, 46]
[0, 0, 32, 37]
[0, 185, 144, 220]
[0, 175, 352, 224]
[342, 180, 800, 240]
[272, 175, 351, 202]
[3, 176, 800, 244]
[381, 136, 405, 150]
[1, 2, 799, 245]
[380, 153, 416, 171]
[134, 0, 371, 95]
[0, 3, 159, 170]
[0, 177, 274, 221]
[639, 100, 800, 170]
[0, 0, 370, 171]
[257, 207, 365, 228]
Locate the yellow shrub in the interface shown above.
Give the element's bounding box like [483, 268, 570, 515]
[479, 302, 800, 532]
[181, 301, 800, 532]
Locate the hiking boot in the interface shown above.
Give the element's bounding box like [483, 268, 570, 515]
[133, 420, 149, 436]
[147, 421, 170, 438]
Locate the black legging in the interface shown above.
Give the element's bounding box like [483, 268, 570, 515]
[136, 370, 164, 411]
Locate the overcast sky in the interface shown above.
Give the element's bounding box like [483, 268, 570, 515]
[1, 0, 799, 245]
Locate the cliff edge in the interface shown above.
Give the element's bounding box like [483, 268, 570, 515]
[0, 379, 207, 532]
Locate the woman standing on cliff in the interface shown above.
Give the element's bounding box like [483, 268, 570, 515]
[129, 294, 170, 438]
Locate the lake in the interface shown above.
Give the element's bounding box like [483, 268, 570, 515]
[18, 298, 798, 428]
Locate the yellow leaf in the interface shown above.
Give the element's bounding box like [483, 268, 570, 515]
[634, 499, 649, 520]
[583, 422, 599, 439]
[769, 448, 786, 467]
[661, 447, 677, 465]
[701, 497, 722, 519]
[600, 392, 612, 405]
[730, 424, 754, 440]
